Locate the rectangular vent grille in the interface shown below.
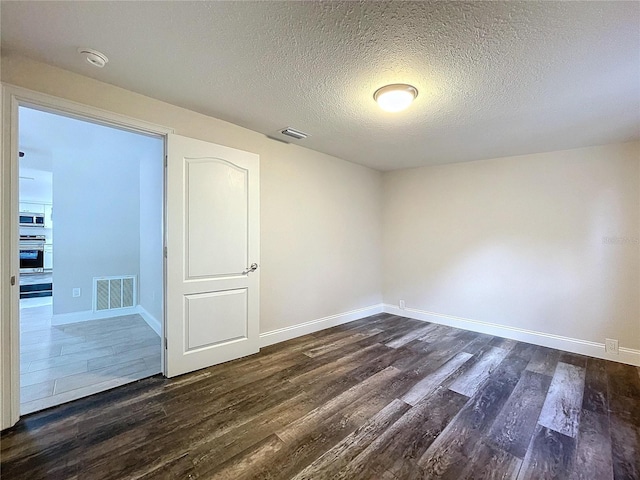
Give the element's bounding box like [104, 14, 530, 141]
[280, 127, 309, 140]
[93, 275, 136, 312]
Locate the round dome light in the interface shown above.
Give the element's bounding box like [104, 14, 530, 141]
[373, 84, 418, 112]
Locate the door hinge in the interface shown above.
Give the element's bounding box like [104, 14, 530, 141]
[10, 275, 16, 286]
[164, 155, 168, 168]
[165, 338, 168, 349]
[164, 246, 167, 258]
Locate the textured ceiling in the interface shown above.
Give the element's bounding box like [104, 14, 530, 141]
[1, 1, 639, 171]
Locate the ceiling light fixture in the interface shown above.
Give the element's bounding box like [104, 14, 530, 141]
[78, 48, 109, 68]
[373, 84, 418, 112]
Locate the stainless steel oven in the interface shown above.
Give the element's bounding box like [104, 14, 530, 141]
[19, 235, 46, 274]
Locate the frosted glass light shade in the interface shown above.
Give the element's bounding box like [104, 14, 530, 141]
[374, 84, 418, 112]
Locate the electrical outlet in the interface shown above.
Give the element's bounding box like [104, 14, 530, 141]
[399, 300, 406, 310]
[72, 288, 81, 298]
[605, 338, 619, 355]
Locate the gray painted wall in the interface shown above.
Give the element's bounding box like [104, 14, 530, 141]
[138, 141, 164, 324]
[42, 110, 162, 316]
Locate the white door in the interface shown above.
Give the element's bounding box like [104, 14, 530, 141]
[166, 134, 260, 377]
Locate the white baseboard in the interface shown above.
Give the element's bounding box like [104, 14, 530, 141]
[383, 304, 640, 367]
[136, 305, 162, 336]
[259, 304, 384, 348]
[51, 305, 161, 336]
[51, 307, 140, 325]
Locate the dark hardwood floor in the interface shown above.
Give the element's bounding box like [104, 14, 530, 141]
[1, 313, 639, 479]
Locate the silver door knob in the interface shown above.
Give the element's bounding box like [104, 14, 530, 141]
[243, 263, 258, 274]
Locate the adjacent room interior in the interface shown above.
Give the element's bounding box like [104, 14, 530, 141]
[0, 2, 638, 480]
[18, 106, 164, 414]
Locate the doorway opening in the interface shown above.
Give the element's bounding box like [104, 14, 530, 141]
[18, 105, 164, 414]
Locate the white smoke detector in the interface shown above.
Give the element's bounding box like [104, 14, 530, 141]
[78, 48, 109, 68]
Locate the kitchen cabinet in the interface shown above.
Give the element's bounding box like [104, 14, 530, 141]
[44, 204, 53, 228]
[19, 202, 46, 214]
[44, 244, 53, 269]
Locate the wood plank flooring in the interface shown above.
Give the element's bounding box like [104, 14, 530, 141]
[2, 313, 639, 479]
[20, 301, 161, 414]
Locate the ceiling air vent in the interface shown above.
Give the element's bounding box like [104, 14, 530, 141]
[280, 127, 309, 140]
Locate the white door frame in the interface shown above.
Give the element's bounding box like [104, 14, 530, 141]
[0, 84, 174, 430]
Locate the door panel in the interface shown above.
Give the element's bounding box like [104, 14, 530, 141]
[186, 158, 248, 278]
[185, 289, 247, 350]
[166, 134, 259, 377]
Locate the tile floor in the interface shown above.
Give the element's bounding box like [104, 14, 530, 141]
[20, 298, 161, 414]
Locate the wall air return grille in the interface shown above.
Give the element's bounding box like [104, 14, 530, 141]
[93, 275, 136, 312]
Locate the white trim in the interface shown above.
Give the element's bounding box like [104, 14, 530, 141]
[383, 304, 640, 367]
[259, 304, 384, 348]
[1, 84, 174, 136]
[137, 305, 162, 336]
[51, 307, 140, 326]
[1, 84, 21, 430]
